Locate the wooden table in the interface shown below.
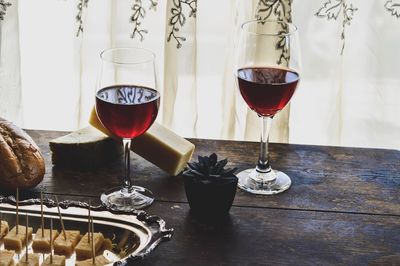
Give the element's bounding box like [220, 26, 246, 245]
[2, 130, 400, 265]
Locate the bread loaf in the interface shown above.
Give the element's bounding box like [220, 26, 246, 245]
[0, 117, 45, 189]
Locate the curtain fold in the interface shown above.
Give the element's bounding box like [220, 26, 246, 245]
[1, 0, 398, 149]
[162, 0, 198, 137]
[0, 0, 22, 125]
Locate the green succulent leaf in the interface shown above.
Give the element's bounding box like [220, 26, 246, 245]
[187, 162, 199, 171]
[185, 153, 237, 182]
[209, 153, 218, 166]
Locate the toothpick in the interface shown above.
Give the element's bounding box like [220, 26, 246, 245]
[50, 218, 53, 264]
[55, 196, 66, 240]
[16, 187, 19, 234]
[91, 217, 95, 265]
[40, 191, 44, 237]
[88, 200, 91, 243]
[25, 213, 28, 262]
[0, 211, 2, 237]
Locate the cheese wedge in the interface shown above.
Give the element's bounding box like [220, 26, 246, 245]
[75, 232, 105, 260]
[0, 220, 9, 238]
[49, 126, 122, 169]
[42, 255, 66, 266]
[32, 228, 59, 253]
[3, 225, 33, 251]
[0, 250, 15, 266]
[53, 230, 81, 257]
[89, 107, 195, 176]
[16, 254, 39, 266]
[75, 255, 110, 266]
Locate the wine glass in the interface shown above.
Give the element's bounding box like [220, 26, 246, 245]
[235, 20, 301, 195]
[95, 47, 160, 210]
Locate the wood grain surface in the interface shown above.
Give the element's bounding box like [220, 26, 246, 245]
[0, 129, 397, 266]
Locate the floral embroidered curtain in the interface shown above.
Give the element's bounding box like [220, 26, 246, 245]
[0, 0, 399, 149]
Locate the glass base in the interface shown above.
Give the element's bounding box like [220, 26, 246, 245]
[237, 168, 291, 195]
[101, 186, 154, 211]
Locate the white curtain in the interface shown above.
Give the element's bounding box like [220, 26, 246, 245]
[2, 0, 400, 149]
[0, 0, 22, 125]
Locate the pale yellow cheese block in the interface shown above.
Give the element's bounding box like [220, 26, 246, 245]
[0, 220, 9, 238]
[4, 225, 33, 251]
[0, 250, 15, 266]
[32, 228, 59, 253]
[75, 232, 105, 260]
[42, 255, 66, 266]
[89, 107, 195, 176]
[17, 254, 39, 266]
[75, 255, 110, 266]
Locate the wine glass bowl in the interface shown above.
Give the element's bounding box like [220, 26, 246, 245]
[235, 20, 301, 195]
[95, 47, 159, 210]
[96, 86, 159, 139]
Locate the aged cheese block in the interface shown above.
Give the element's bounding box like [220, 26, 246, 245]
[49, 126, 122, 169]
[89, 107, 195, 176]
[3, 225, 33, 251]
[75, 255, 110, 266]
[32, 228, 59, 253]
[75, 232, 105, 260]
[0, 220, 9, 238]
[53, 230, 81, 257]
[0, 250, 15, 266]
[17, 254, 39, 266]
[42, 255, 66, 266]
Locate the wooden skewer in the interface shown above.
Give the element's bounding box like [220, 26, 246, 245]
[25, 213, 29, 263]
[40, 191, 44, 237]
[16, 187, 19, 234]
[91, 217, 95, 265]
[88, 200, 91, 243]
[55, 196, 67, 240]
[50, 218, 53, 264]
[0, 211, 2, 237]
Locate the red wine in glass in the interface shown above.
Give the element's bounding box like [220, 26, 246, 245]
[96, 85, 160, 139]
[237, 67, 299, 117]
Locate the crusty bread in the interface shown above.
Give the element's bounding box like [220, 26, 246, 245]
[0, 117, 45, 189]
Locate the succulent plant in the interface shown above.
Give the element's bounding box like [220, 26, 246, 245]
[184, 153, 237, 184]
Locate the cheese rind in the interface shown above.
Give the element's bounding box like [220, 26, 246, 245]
[75, 232, 105, 260]
[42, 255, 66, 266]
[32, 228, 59, 253]
[49, 126, 122, 169]
[4, 226, 33, 251]
[0, 250, 15, 266]
[54, 230, 81, 257]
[89, 107, 195, 176]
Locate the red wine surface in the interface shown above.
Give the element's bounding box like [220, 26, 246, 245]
[237, 67, 299, 117]
[96, 85, 160, 139]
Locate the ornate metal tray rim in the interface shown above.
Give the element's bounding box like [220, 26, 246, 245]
[0, 195, 173, 265]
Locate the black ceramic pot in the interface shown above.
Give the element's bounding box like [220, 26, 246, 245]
[183, 175, 238, 216]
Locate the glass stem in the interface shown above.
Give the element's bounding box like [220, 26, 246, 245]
[122, 138, 132, 193]
[257, 116, 272, 173]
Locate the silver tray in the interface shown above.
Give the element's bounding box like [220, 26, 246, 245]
[0, 195, 173, 265]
